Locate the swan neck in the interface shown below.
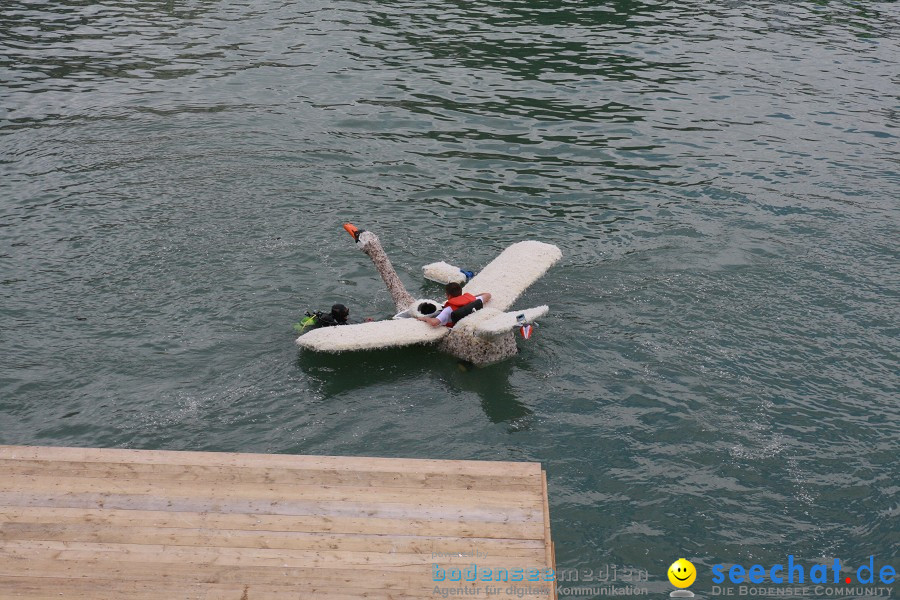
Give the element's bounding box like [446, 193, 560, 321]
[362, 235, 415, 312]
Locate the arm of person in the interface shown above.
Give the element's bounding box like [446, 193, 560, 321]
[471, 292, 491, 304]
[418, 306, 453, 327]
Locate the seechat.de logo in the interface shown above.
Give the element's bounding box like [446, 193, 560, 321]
[711, 555, 896, 586]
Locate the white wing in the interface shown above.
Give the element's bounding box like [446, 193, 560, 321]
[463, 241, 562, 311]
[422, 261, 466, 285]
[296, 319, 448, 352]
[473, 306, 549, 337]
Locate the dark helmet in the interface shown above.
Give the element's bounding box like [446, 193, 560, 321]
[331, 303, 350, 322]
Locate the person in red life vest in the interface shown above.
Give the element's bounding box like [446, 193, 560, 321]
[418, 282, 492, 328]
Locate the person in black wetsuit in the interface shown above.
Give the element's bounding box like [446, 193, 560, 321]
[315, 303, 351, 327]
[296, 303, 375, 333]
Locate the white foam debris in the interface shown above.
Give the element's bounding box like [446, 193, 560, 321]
[423, 261, 467, 284]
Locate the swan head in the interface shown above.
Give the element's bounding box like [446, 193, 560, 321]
[343, 222, 378, 251]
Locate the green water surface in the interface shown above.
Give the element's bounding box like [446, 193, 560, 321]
[2, 0, 898, 597]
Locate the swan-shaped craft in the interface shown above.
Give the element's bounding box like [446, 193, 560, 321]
[296, 224, 562, 366]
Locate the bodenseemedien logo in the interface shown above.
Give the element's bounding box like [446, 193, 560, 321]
[668, 558, 696, 598]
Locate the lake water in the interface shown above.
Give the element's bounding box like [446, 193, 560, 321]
[2, 0, 898, 596]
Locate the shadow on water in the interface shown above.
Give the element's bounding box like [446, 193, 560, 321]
[296, 344, 532, 428]
[440, 359, 534, 429]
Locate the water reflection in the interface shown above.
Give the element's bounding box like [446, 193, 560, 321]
[296, 343, 532, 428]
[440, 359, 534, 429]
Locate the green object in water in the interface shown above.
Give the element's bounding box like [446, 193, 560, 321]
[293, 314, 319, 333]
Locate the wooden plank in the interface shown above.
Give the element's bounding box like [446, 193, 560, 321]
[0, 523, 545, 555]
[0, 539, 549, 570]
[551, 541, 558, 600]
[0, 472, 543, 510]
[0, 506, 546, 540]
[0, 458, 539, 492]
[0, 563, 552, 598]
[0, 446, 542, 477]
[541, 471, 553, 569]
[541, 470, 558, 600]
[0, 492, 541, 523]
[0, 577, 434, 600]
[0, 559, 474, 591]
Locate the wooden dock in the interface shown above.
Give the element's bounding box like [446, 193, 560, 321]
[0, 445, 556, 599]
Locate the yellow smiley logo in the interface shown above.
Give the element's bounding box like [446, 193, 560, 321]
[668, 558, 696, 588]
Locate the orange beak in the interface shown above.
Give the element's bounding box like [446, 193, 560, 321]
[343, 223, 360, 241]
